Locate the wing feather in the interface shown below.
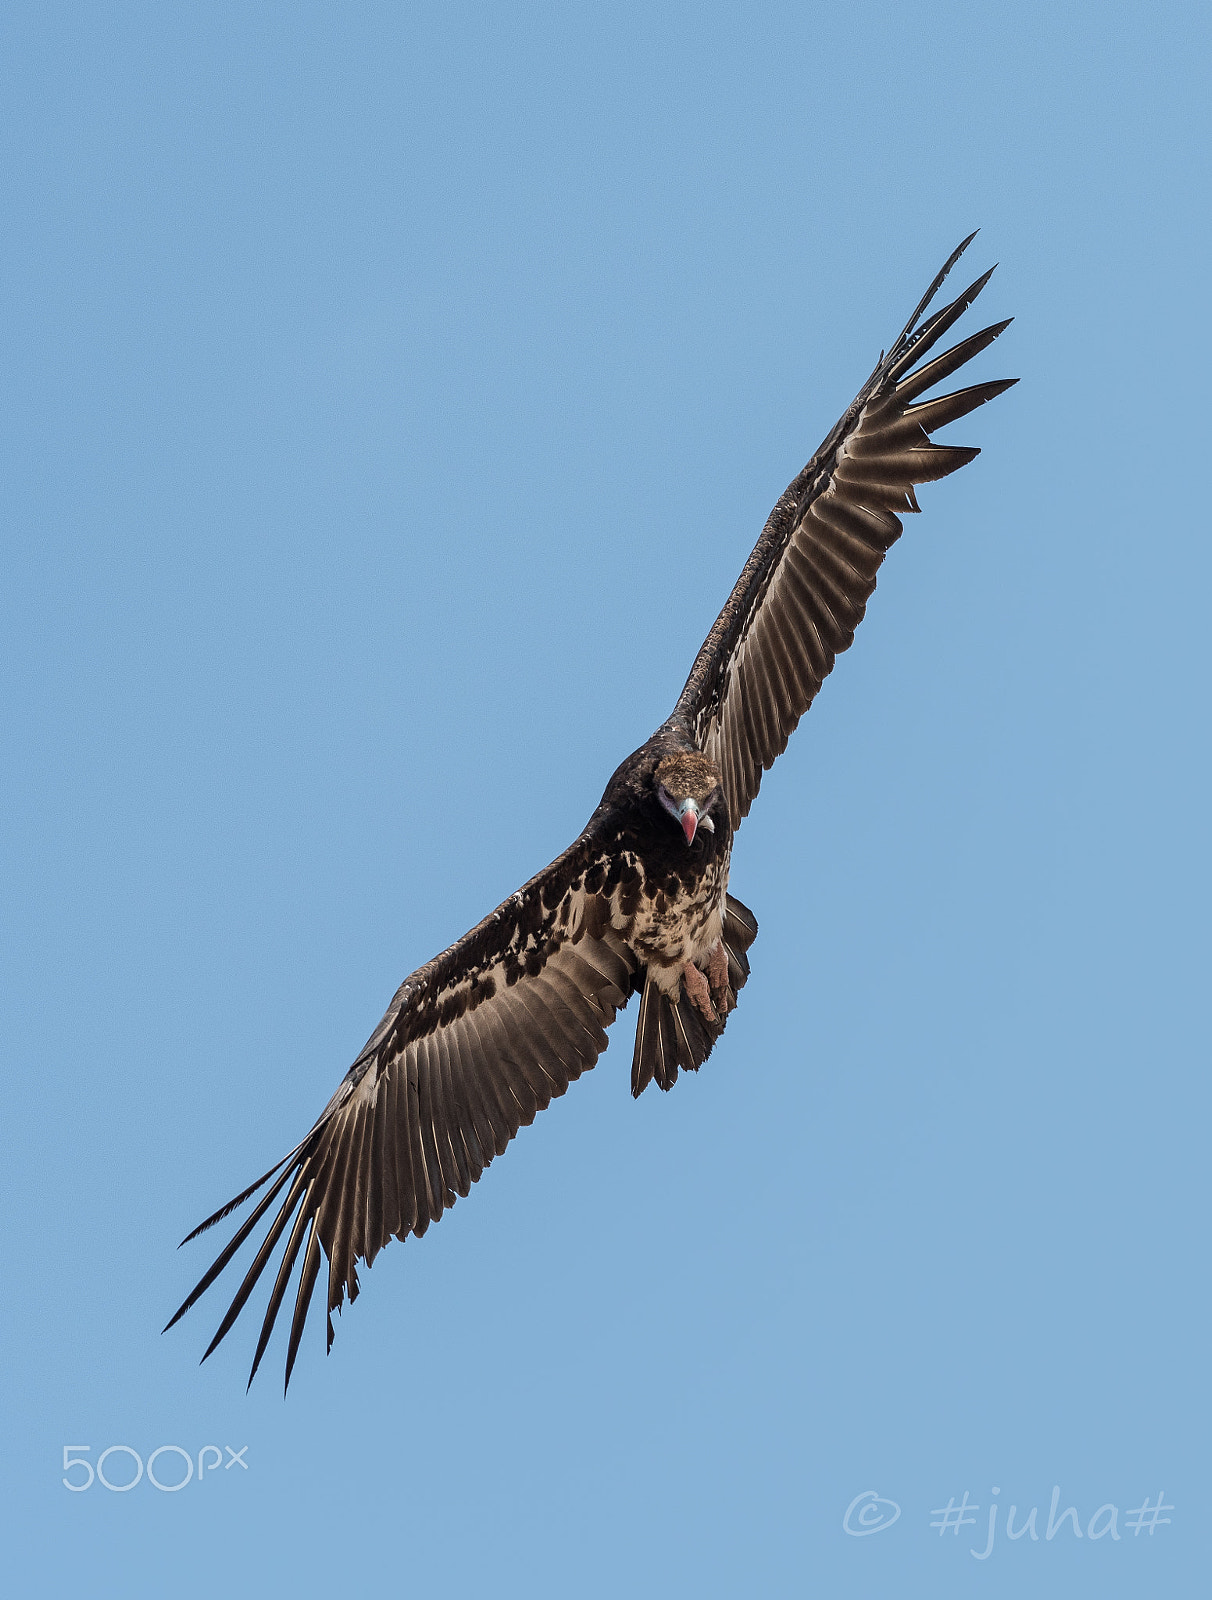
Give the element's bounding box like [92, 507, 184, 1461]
[200, 1168, 309, 1363]
[284, 1219, 322, 1393]
[246, 1183, 315, 1387]
[167, 832, 638, 1387]
[671, 237, 1015, 826]
[372, 1062, 400, 1254]
[460, 1005, 516, 1157]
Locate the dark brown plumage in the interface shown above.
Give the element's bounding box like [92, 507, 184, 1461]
[167, 236, 1014, 1389]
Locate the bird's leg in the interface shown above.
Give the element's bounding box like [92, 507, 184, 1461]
[706, 938, 732, 1015]
[680, 959, 717, 1023]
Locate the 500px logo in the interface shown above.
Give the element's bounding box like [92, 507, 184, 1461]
[62, 1445, 248, 1493]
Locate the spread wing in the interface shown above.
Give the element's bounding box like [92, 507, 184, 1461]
[166, 829, 637, 1391]
[673, 235, 1016, 829]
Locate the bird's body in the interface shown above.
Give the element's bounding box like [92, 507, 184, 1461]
[168, 237, 1015, 1389]
[595, 745, 733, 991]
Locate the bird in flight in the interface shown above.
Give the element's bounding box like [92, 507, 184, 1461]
[167, 235, 1014, 1391]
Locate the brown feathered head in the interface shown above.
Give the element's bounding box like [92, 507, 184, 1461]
[653, 751, 723, 845]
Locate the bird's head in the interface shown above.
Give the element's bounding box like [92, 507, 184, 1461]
[653, 752, 723, 847]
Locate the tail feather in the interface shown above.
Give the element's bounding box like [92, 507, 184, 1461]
[630, 893, 758, 1097]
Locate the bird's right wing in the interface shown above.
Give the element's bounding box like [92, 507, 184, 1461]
[166, 828, 638, 1390]
[672, 235, 1016, 830]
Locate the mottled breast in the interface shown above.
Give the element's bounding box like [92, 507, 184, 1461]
[622, 846, 731, 989]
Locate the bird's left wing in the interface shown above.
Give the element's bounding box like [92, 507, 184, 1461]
[166, 830, 636, 1391]
[672, 236, 1016, 830]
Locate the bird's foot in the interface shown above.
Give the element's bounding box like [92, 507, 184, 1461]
[681, 959, 717, 1023]
[706, 938, 732, 1015]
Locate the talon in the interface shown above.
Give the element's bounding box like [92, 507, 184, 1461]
[706, 938, 731, 1013]
[680, 960, 717, 1023]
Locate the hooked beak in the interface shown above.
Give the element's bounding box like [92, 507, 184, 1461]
[677, 798, 699, 846]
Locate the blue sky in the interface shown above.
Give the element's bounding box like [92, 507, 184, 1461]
[3, 3, 1209, 1596]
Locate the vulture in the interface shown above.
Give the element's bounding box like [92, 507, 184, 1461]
[168, 235, 1015, 1390]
